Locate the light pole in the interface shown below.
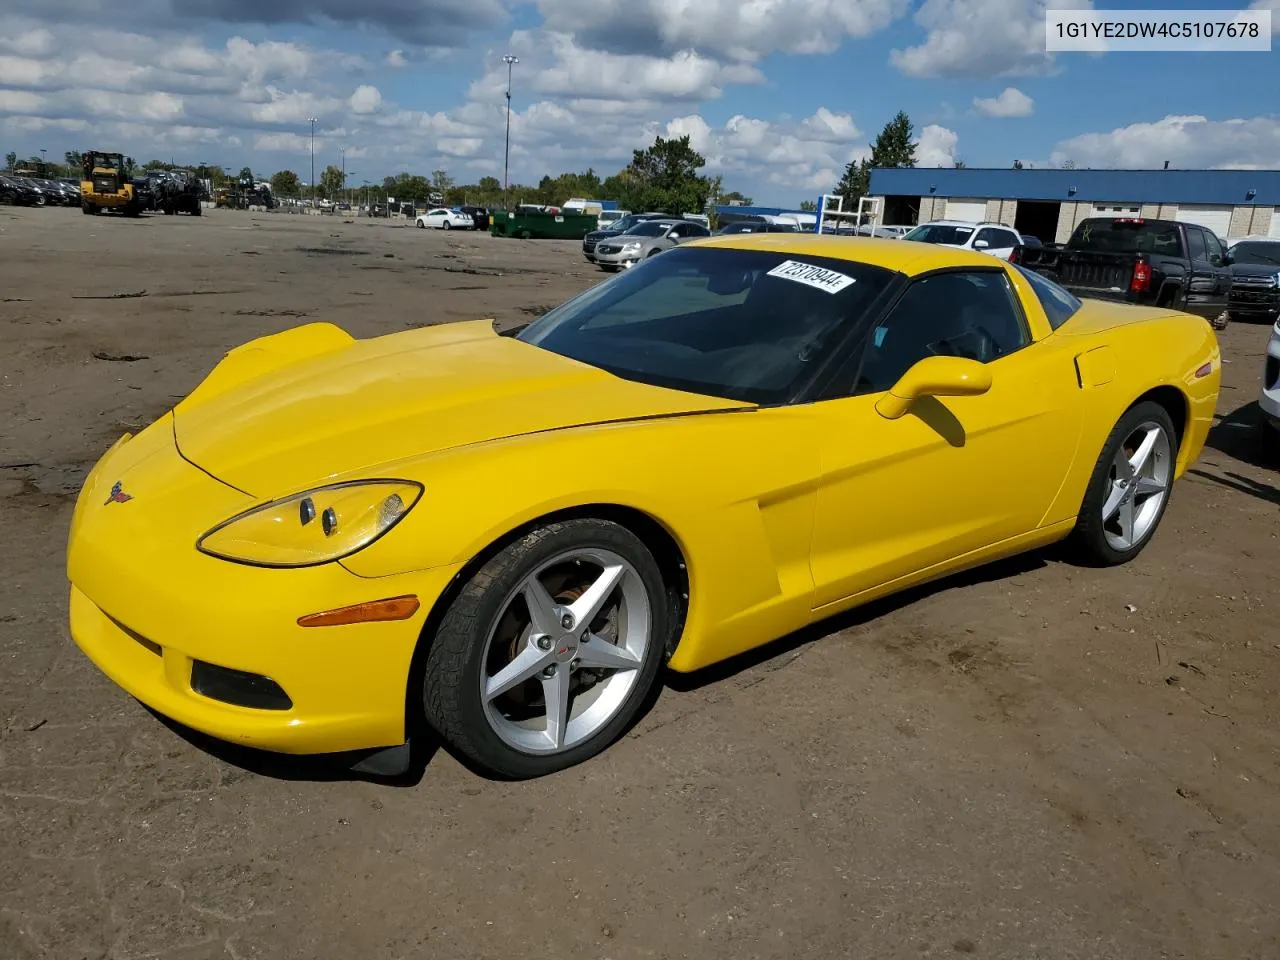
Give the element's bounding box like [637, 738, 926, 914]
[502, 55, 518, 208]
[340, 146, 346, 204]
[308, 117, 318, 206]
[39, 147, 46, 173]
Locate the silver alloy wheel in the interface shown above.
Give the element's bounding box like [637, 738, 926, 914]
[479, 548, 650, 755]
[1101, 420, 1172, 551]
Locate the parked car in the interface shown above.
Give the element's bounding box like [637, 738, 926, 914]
[1019, 234, 1044, 248]
[461, 205, 490, 231]
[64, 237, 1221, 779]
[582, 212, 670, 263]
[0, 175, 41, 205]
[597, 209, 630, 229]
[1224, 238, 1280, 325]
[717, 221, 798, 235]
[1260, 319, 1280, 438]
[1013, 217, 1232, 328]
[592, 218, 712, 271]
[416, 207, 474, 230]
[903, 220, 1021, 259]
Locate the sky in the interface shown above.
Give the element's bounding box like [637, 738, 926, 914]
[1, 0, 1278, 206]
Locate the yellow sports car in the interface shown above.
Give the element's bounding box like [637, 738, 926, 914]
[67, 234, 1220, 779]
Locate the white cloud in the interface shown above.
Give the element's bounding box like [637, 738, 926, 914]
[0, 28, 55, 57]
[891, 0, 1093, 78]
[972, 86, 1034, 118]
[386, 49, 408, 67]
[537, 0, 908, 61]
[1051, 114, 1280, 169]
[349, 84, 382, 114]
[468, 31, 764, 105]
[1250, 0, 1279, 34]
[916, 124, 960, 166]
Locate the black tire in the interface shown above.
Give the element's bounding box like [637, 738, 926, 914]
[416, 219, 425, 229]
[1070, 400, 1178, 566]
[423, 518, 670, 779]
[443, 220, 452, 230]
[191, 204, 202, 217]
[81, 202, 94, 215]
[645, 248, 661, 258]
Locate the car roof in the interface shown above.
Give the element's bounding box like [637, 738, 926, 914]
[917, 219, 1013, 229]
[688, 233, 1011, 276]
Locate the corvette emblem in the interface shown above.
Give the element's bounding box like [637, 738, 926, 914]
[104, 481, 132, 505]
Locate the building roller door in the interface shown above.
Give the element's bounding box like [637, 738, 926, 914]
[1175, 205, 1232, 240]
[944, 199, 986, 222]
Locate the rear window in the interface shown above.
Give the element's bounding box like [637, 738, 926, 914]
[905, 224, 975, 245]
[1068, 219, 1183, 256]
[1015, 265, 1082, 330]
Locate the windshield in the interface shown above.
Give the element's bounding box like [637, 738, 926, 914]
[625, 222, 671, 237]
[517, 246, 894, 404]
[1068, 219, 1183, 256]
[1228, 241, 1280, 267]
[904, 224, 975, 245]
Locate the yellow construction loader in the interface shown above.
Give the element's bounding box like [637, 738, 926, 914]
[80, 151, 141, 216]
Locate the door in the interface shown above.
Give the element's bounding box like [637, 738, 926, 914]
[1176, 205, 1232, 240]
[972, 226, 1021, 260]
[1269, 208, 1280, 239]
[1183, 226, 1229, 319]
[809, 268, 1084, 610]
[944, 199, 987, 222]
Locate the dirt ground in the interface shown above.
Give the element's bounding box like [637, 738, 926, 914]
[1, 206, 1278, 960]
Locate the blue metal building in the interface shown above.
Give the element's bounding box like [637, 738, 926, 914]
[866, 167, 1280, 243]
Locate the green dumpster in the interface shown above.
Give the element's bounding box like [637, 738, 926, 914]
[490, 210, 598, 239]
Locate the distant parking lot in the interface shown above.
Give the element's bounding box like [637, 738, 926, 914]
[2, 206, 1278, 960]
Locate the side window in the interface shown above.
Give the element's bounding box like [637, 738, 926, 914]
[1015, 265, 1082, 330]
[1203, 230, 1225, 266]
[974, 228, 1000, 248]
[1186, 226, 1207, 262]
[854, 271, 1030, 395]
[999, 230, 1021, 249]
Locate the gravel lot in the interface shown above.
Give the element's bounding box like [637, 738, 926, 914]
[2, 206, 1278, 960]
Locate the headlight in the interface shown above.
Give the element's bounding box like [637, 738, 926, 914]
[621, 242, 641, 253]
[197, 480, 422, 567]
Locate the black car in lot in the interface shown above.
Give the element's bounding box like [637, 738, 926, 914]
[1012, 217, 1232, 327]
[582, 212, 670, 263]
[461, 205, 490, 231]
[0, 175, 41, 205]
[1225, 239, 1280, 324]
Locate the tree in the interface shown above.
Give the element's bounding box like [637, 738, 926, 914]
[431, 169, 454, 194]
[1060, 159, 1076, 170]
[64, 150, 83, 171]
[620, 135, 711, 215]
[718, 190, 753, 205]
[799, 200, 817, 211]
[1012, 160, 1024, 169]
[835, 157, 870, 209]
[238, 166, 254, 184]
[319, 164, 344, 199]
[953, 160, 966, 168]
[270, 169, 301, 197]
[869, 111, 916, 169]
[4, 152, 16, 173]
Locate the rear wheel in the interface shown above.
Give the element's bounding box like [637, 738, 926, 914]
[443, 220, 452, 230]
[1071, 401, 1177, 566]
[423, 518, 669, 779]
[81, 202, 95, 215]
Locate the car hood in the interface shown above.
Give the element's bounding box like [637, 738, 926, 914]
[1229, 262, 1280, 280]
[585, 229, 623, 242]
[173, 319, 749, 496]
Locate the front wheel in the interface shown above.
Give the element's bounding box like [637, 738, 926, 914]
[423, 518, 669, 779]
[1070, 401, 1177, 566]
[443, 220, 452, 230]
[416, 219, 425, 229]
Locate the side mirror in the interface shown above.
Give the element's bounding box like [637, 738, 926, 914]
[972, 239, 990, 249]
[875, 356, 993, 420]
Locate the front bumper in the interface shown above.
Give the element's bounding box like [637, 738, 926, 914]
[67, 420, 461, 755]
[593, 246, 640, 268]
[1228, 288, 1280, 319]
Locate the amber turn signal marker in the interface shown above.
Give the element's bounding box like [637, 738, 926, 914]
[297, 595, 420, 627]
[1194, 362, 1213, 379]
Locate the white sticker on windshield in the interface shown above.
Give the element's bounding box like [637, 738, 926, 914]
[766, 259, 856, 294]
